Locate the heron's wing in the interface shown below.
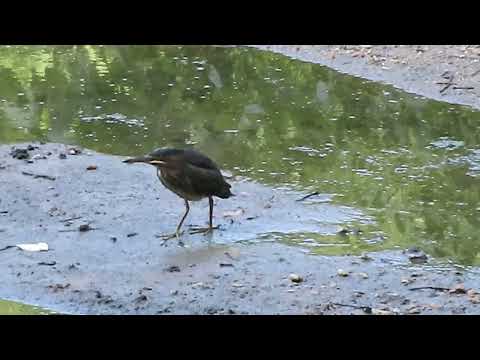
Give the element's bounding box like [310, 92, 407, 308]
[182, 149, 220, 171]
[185, 164, 231, 198]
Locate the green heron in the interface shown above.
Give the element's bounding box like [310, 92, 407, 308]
[123, 148, 233, 244]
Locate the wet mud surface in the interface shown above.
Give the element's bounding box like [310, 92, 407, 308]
[2, 143, 480, 314]
[251, 45, 480, 111]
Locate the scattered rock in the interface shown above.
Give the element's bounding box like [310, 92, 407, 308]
[68, 147, 82, 155]
[48, 283, 70, 292]
[337, 269, 349, 277]
[31, 154, 47, 161]
[192, 282, 210, 289]
[360, 253, 373, 261]
[449, 283, 467, 294]
[10, 148, 30, 159]
[407, 306, 421, 314]
[59, 153, 67, 159]
[134, 294, 148, 303]
[165, 265, 181, 273]
[467, 289, 480, 304]
[409, 253, 428, 264]
[371, 308, 396, 315]
[223, 208, 245, 217]
[110, 236, 117, 243]
[288, 273, 304, 283]
[406, 247, 429, 264]
[79, 224, 93, 232]
[358, 272, 369, 279]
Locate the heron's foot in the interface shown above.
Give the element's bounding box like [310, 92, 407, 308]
[188, 225, 219, 236]
[156, 231, 185, 247]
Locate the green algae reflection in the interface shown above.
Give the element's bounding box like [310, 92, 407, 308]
[1, 45, 479, 265]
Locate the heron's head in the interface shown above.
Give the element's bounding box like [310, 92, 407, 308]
[123, 148, 183, 168]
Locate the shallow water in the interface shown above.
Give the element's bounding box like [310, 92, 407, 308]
[1, 45, 480, 265]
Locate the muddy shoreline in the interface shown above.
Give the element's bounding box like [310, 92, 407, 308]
[250, 45, 480, 110]
[1, 143, 480, 314]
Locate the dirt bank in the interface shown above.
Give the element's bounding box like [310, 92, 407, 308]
[1, 142, 480, 314]
[250, 45, 480, 110]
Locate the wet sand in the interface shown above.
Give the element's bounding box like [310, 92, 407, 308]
[1, 143, 480, 314]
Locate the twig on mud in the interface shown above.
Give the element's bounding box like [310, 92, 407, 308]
[440, 83, 454, 93]
[21, 171, 56, 181]
[437, 81, 456, 94]
[452, 86, 475, 90]
[438, 73, 456, 94]
[296, 191, 320, 202]
[219, 263, 234, 267]
[59, 225, 98, 233]
[436, 81, 474, 92]
[38, 261, 56, 266]
[0, 245, 16, 252]
[409, 286, 450, 292]
[332, 303, 372, 314]
[224, 252, 235, 261]
[60, 216, 83, 223]
[471, 69, 480, 77]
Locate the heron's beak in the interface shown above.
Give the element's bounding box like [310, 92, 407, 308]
[149, 160, 167, 166]
[123, 155, 153, 164]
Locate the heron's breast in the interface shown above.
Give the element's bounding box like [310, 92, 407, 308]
[157, 168, 204, 201]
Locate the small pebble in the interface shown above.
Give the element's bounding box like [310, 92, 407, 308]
[68, 148, 82, 155]
[288, 273, 303, 283]
[407, 306, 421, 314]
[79, 224, 91, 232]
[165, 265, 180, 273]
[360, 253, 373, 261]
[337, 269, 349, 277]
[32, 154, 46, 160]
[135, 294, 148, 303]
